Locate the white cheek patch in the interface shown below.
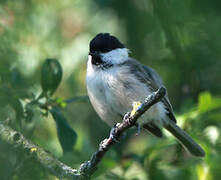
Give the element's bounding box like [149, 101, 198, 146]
[87, 55, 94, 76]
[88, 55, 92, 62]
[101, 48, 129, 64]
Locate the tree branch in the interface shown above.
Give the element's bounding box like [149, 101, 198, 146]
[0, 123, 81, 180]
[79, 87, 166, 179]
[0, 87, 166, 180]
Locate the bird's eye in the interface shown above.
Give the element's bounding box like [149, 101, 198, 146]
[90, 52, 103, 65]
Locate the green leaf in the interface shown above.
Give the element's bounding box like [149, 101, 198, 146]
[10, 98, 24, 121]
[50, 107, 77, 153]
[198, 92, 221, 113]
[41, 59, 63, 97]
[55, 97, 67, 108]
[198, 92, 213, 113]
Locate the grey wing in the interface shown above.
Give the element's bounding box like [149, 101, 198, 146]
[142, 65, 176, 123]
[125, 58, 176, 123]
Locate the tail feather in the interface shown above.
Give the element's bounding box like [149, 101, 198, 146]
[164, 121, 205, 157]
[143, 123, 163, 138]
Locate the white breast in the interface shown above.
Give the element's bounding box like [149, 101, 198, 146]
[86, 57, 119, 125]
[86, 58, 167, 127]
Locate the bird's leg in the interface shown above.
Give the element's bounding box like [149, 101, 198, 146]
[135, 123, 141, 136]
[124, 112, 141, 135]
[123, 101, 142, 126]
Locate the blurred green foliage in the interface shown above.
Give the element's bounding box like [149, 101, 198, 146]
[0, 0, 220, 179]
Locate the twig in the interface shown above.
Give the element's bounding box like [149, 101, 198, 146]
[65, 96, 89, 104]
[79, 87, 166, 179]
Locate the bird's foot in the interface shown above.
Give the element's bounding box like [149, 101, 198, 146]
[123, 112, 131, 121]
[123, 112, 133, 126]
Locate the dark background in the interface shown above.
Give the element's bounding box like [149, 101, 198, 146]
[0, 0, 220, 179]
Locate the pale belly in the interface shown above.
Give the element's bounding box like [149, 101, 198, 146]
[87, 70, 167, 127]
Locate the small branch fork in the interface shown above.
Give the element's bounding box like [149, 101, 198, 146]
[0, 87, 166, 180]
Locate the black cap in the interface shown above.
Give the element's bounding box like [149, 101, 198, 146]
[89, 33, 125, 53]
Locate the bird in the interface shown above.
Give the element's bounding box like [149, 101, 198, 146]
[86, 33, 205, 157]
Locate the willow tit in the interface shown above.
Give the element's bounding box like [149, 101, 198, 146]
[86, 33, 205, 157]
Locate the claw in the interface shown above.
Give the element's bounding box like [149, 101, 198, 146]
[123, 112, 131, 121]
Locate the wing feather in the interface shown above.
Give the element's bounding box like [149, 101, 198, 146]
[119, 58, 176, 123]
